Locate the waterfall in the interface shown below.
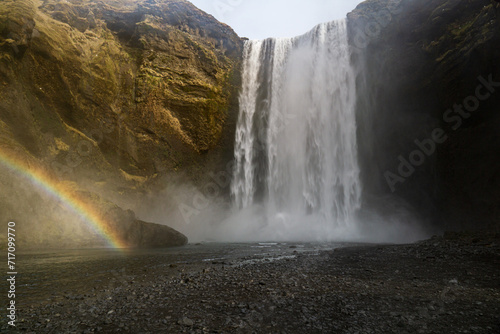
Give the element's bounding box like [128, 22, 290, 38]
[231, 19, 361, 240]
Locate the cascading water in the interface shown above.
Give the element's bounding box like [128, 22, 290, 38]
[231, 19, 362, 241]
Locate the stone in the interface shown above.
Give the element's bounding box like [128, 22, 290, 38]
[179, 316, 194, 326]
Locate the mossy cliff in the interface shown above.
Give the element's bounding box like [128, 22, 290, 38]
[348, 0, 500, 231]
[0, 0, 243, 248]
[0, 0, 242, 174]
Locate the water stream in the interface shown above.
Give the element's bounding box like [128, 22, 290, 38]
[231, 19, 361, 240]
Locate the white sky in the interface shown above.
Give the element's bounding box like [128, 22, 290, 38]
[187, 0, 363, 40]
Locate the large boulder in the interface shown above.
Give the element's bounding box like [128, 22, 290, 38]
[121, 219, 188, 248]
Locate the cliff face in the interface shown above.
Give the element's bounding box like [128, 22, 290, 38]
[0, 0, 243, 248]
[348, 0, 500, 231]
[0, 0, 242, 175]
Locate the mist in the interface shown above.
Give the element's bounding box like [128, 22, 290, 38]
[133, 179, 429, 245]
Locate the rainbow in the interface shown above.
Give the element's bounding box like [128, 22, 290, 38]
[0, 149, 128, 249]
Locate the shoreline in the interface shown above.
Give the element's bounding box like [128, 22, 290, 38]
[3, 232, 499, 333]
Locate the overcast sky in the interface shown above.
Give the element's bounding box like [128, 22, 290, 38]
[187, 0, 363, 40]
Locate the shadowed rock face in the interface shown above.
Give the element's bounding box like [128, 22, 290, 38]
[348, 0, 500, 231]
[0, 0, 242, 249]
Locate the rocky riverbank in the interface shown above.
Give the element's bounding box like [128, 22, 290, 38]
[6, 232, 500, 333]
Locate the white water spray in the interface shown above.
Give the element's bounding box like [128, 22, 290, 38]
[231, 19, 362, 241]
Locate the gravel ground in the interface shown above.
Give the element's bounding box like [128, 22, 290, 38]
[3, 232, 500, 333]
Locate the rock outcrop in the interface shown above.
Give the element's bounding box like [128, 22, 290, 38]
[103, 200, 188, 248]
[348, 0, 500, 231]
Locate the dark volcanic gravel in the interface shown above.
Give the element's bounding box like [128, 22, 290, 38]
[3, 232, 500, 333]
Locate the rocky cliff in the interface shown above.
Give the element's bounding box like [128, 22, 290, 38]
[0, 0, 243, 248]
[348, 0, 500, 231]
